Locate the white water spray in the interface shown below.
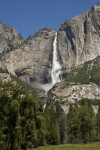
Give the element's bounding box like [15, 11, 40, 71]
[51, 32, 61, 85]
[31, 33, 62, 109]
[41, 32, 61, 95]
[40, 32, 62, 108]
[42, 32, 62, 108]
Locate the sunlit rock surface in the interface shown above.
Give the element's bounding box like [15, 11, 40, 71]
[49, 82, 100, 114]
[58, 3, 100, 73]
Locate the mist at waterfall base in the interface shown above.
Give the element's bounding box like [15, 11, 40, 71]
[40, 33, 62, 94]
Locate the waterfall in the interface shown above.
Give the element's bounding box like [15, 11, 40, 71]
[31, 32, 62, 108]
[41, 32, 61, 94]
[40, 32, 62, 108]
[51, 32, 61, 85]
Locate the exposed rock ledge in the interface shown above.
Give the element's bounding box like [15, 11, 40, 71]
[49, 82, 100, 114]
[0, 73, 11, 82]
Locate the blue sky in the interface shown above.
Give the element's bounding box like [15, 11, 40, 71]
[0, 0, 99, 38]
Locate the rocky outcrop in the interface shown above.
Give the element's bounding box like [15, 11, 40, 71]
[1, 28, 56, 83]
[58, 3, 100, 73]
[49, 82, 100, 114]
[0, 22, 24, 54]
[0, 73, 11, 82]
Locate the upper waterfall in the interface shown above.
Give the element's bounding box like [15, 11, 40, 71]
[40, 32, 62, 94]
[51, 32, 61, 85]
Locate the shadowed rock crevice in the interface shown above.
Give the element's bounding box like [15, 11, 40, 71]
[65, 26, 76, 52]
[84, 20, 87, 35]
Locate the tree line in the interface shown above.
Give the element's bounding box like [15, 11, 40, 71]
[0, 79, 100, 150]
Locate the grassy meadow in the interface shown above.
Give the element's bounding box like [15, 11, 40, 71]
[33, 142, 100, 150]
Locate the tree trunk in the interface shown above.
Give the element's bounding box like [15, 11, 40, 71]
[22, 130, 27, 150]
[62, 117, 67, 144]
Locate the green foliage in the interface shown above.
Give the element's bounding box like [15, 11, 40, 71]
[79, 98, 100, 106]
[0, 81, 40, 149]
[65, 56, 100, 85]
[33, 142, 100, 150]
[67, 100, 97, 143]
[0, 79, 100, 149]
[10, 74, 34, 92]
[0, 80, 67, 149]
[19, 33, 24, 40]
[0, 67, 8, 73]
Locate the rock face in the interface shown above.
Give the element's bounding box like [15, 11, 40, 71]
[0, 3, 100, 87]
[1, 28, 56, 83]
[0, 22, 24, 54]
[49, 82, 100, 114]
[58, 3, 100, 73]
[0, 73, 11, 82]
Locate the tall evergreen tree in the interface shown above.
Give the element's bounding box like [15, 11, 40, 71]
[97, 105, 100, 141]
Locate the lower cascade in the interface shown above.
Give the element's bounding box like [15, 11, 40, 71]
[41, 32, 62, 95]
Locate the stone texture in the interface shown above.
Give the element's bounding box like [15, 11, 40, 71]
[0, 73, 11, 82]
[58, 3, 100, 73]
[49, 82, 100, 114]
[0, 21, 24, 54]
[1, 28, 56, 83]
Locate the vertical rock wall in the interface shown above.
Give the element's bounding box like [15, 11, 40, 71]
[57, 3, 100, 73]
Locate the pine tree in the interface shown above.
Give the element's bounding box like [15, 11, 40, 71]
[97, 105, 100, 141]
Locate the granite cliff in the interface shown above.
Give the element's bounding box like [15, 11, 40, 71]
[0, 3, 100, 86]
[1, 28, 56, 84]
[0, 22, 24, 54]
[57, 3, 100, 73]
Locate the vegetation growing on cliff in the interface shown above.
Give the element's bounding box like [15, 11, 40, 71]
[65, 56, 100, 85]
[0, 67, 8, 73]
